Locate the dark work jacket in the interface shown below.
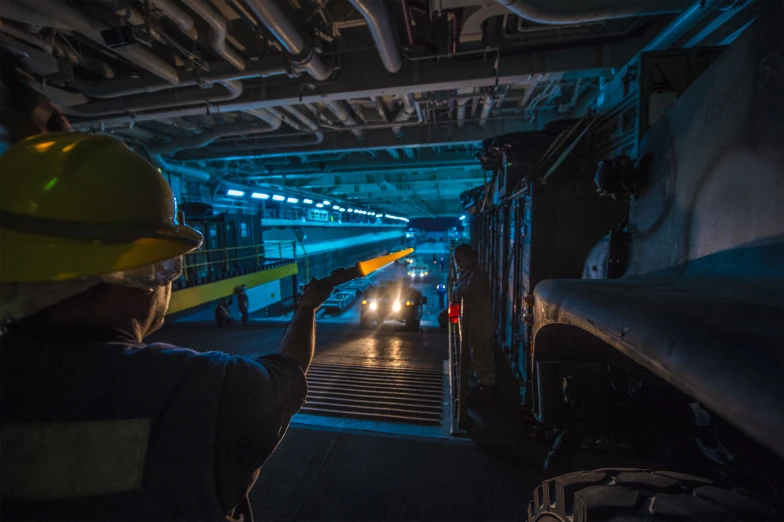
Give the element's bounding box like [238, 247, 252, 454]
[0, 325, 306, 522]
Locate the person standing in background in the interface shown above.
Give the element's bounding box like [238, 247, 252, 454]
[452, 244, 496, 394]
[235, 285, 250, 326]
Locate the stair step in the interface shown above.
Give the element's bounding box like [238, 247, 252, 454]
[308, 364, 442, 378]
[307, 379, 442, 396]
[305, 394, 442, 413]
[306, 372, 442, 389]
[299, 407, 441, 426]
[306, 389, 442, 405]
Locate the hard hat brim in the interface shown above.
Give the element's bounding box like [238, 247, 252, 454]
[0, 226, 203, 283]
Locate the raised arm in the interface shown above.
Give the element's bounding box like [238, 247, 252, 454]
[278, 278, 333, 372]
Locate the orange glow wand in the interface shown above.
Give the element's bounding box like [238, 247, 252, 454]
[311, 248, 414, 290]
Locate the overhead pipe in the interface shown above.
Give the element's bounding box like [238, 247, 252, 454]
[149, 120, 280, 155]
[391, 94, 416, 137]
[245, 108, 282, 130]
[64, 80, 243, 117]
[348, 0, 403, 74]
[0, 0, 70, 29]
[197, 133, 325, 157]
[73, 61, 286, 99]
[181, 0, 245, 70]
[264, 107, 305, 132]
[455, 88, 473, 128]
[23, 0, 179, 84]
[0, 18, 118, 78]
[95, 1, 168, 46]
[323, 100, 364, 139]
[282, 106, 321, 133]
[478, 94, 494, 127]
[494, 0, 692, 25]
[242, 0, 331, 81]
[146, 0, 198, 40]
[153, 155, 211, 182]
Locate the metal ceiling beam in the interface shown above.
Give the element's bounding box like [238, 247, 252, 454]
[247, 169, 484, 186]
[178, 113, 552, 160]
[72, 22, 667, 132]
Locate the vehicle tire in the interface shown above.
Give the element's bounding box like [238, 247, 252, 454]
[526, 468, 777, 522]
[406, 318, 420, 331]
[360, 316, 371, 329]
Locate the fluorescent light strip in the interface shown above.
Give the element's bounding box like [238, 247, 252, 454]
[316, 203, 324, 208]
[287, 197, 298, 203]
[272, 195, 285, 201]
[303, 199, 313, 204]
[251, 192, 269, 199]
[226, 189, 244, 197]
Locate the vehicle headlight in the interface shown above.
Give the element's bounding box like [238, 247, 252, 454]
[361, 300, 367, 305]
[419, 273, 424, 277]
[392, 302, 401, 312]
[369, 302, 378, 311]
[410, 273, 415, 277]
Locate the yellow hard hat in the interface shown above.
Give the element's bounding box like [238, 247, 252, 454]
[0, 132, 203, 282]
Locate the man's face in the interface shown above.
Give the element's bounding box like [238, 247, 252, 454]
[453, 252, 469, 269]
[146, 283, 172, 335]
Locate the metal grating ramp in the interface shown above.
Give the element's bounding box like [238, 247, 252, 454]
[301, 360, 444, 426]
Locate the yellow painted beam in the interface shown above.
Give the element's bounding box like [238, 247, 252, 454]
[167, 263, 299, 315]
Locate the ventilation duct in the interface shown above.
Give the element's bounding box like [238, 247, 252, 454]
[348, 0, 403, 74]
[494, 0, 692, 25]
[242, 0, 331, 81]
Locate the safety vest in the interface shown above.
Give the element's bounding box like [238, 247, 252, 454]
[1, 336, 231, 521]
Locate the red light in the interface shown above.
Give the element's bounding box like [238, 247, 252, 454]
[448, 302, 461, 323]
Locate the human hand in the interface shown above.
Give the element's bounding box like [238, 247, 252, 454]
[298, 278, 334, 310]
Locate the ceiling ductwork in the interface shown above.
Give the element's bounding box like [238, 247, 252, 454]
[149, 118, 280, 155]
[391, 95, 416, 137]
[494, 0, 692, 25]
[63, 81, 243, 118]
[181, 0, 244, 70]
[73, 62, 287, 99]
[148, 0, 199, 41]
[242, 0, 332, 81]
[323, 101, 365, 140]
[17, 0, 180, 84]
[348, 0, 403, 74]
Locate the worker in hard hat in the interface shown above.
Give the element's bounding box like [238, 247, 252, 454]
[0, 133, 334, 522]
[452, 244, 496, 394]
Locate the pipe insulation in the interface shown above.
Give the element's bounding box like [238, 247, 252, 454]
[494, 0, 693, 25]
[242, 0, 331, 81]
[478, 94, 493, 127]
[148, 119, 280, 155]
[153, 155, 211, 182]
[73, 62, 286, 99]
[146, 0, 199, 41]
[348, 0, 403, 74]
[391, 94, 416, 137]
[19, 0, 180, 84]
[181, 0, 245, 70]
[323, 100, 365, 139]
[63, 81, 243, 117]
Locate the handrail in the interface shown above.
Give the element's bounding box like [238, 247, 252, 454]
[181, 241, 296, 281]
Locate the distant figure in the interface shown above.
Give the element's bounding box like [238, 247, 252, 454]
[235, 285, 250, 326]
[452, 244, 496, 391]
[215, 297, 234, 327]
[439, 257, 445, 272]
